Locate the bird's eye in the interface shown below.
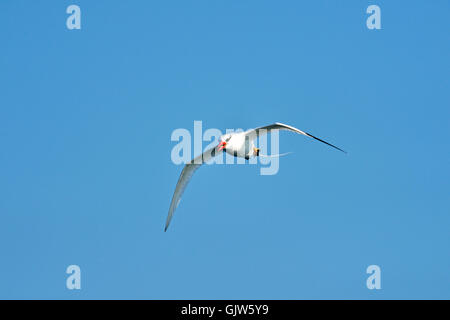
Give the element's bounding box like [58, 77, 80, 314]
[226, 136, 232, 142]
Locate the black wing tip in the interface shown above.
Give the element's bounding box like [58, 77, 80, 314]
[336, 146, 347, 154]
[333, 143, 347, 154]
[164, 220, 169, 232]
[304, 131, 346, 154]
[329, 144, 347, 154]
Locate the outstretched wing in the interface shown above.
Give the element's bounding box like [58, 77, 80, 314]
[165, 146, 222, 231]
[244, 122, 346, 153]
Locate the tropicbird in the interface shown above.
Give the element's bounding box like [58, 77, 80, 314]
[165, 122, 345, 231]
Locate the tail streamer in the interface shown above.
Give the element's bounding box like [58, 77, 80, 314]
[259, 152, 293, 158]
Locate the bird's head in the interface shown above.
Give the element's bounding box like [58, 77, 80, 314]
[218, 134, 232, 150]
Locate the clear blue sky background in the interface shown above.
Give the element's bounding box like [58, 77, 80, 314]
[0, 1, 449, 299]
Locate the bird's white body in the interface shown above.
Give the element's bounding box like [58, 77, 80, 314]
[222, 132, 256, 159]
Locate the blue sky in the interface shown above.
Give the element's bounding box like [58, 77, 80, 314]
[0, 1, 449, 299]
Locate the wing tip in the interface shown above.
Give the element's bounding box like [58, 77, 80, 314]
[332, 146, 347, 154]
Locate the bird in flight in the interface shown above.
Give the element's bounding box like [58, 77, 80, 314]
[165, 122, 345, 231]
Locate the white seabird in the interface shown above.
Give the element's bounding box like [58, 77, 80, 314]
[165, 122, 345, 231]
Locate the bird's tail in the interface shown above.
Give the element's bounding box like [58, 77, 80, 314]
[259, 151, 293, 158]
